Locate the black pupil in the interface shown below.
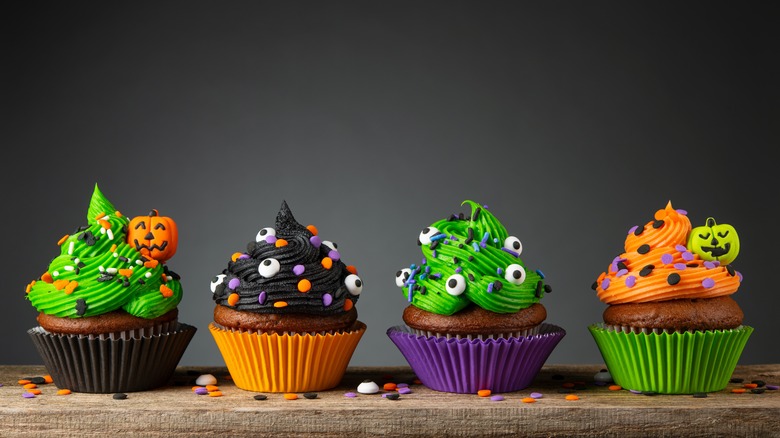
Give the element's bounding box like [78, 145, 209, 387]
[448, 279, 458, 288]
[513, 270, 521, 279]
[260, 229, 267, 235]
[396, 270, 402, 277]
[263, 260, 272, 266]
[513, 241, 520, 250]
[355, 279, 362, 287]
[423, 227, 430, 234]
[212, 276, 219, 282]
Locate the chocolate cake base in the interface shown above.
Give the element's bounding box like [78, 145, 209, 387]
[213, 304, 358, 333]
[603, 296, 743, 331]
[402, 303, 546, 336]
[37, 308, 179, 335]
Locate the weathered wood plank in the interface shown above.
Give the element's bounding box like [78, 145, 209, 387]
[1, 365, 778, 437]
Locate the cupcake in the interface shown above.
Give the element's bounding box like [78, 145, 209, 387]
[387, 200, 565, 394]
[208, 201, 366, 392]
[589, 201, 752, 394]
[25, 184, 196, 393]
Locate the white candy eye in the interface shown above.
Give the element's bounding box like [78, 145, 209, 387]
[503, 236, 523, 255]
[504, 264, 526, 285]
[210, 274, 226, 293]
[419, 226, 440, 245]
[395, 268, 412, 287]
[256, 227, 276, 242]
[322, 240, 338, 251]
[345, 274, 363, 296]
[258, 258, 281, 278]
[445, 274, 466, 296]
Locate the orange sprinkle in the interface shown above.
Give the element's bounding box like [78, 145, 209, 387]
[306, 225, 318, 236]
[731, 388, 746, 394]
[477, 389, 491, 397]
[144, 259, 159, 269]
[521, 397, 536, 403]
[23, 383, 37, 389]
[57, 389, 71, 395]
[18, 380, 31, 385]
[274, 301, 288, 308]
[343, 299, 354, 311]
[208, 391, 223, 397]
[346, 265, 358, 275]
[53, 280, 69, 290]
[110, 244, 117, 252]
[115, 211, 123, 217]
[608, 385, 622, 391]
[565, 395, 580, 401]
[57, 235, 70, 245]
[26, 281, 34, 294]
[298, 279, 312, 293]
[231, 252, 243, 262]
[561, 382, 575, 388]
[94, 212, 106, 220]
[64, 281, 78, 295]
[383, 383, 397, 391]
[743, 383, 758, 389]
[283, 393, 298, 400]
[43, 375, 53, 384]
[275, 239, 288, 247]
[205, 385, 219, 392]
[160, 285, 174, 298]
[161, 273, 168, 283]
[99, 220, 111, 229]
[41, 272, 53, 283]
[29, 389, 42, 395]
[227, 293, 239, 306]
[321, 257, 333, 269]
[119, 269, 133, 277]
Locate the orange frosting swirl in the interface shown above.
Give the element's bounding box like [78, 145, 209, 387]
[594, 202, 741, 305]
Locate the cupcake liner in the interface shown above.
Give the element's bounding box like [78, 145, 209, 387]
[209, 321, 366, 392]
[387, 323, 566, 394]
[28, 323, 197, 393]
[589, 323, 753, 394]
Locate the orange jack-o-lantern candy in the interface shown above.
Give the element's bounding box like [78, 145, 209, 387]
[127, 209, 178, 261]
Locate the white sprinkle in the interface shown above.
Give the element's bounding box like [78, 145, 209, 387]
[67, 241, 74, 255]
[113, 252, 118, 257]
[100, 228, 106, 235]
[166, 275, 173, 281]
[357, 380, 380, 394]
[195, 374, 217, 386]
[145, 272, 152, 278]
[136, 260, 143, 266]
[107, 229, 114, 240]
[52, 271, 59, 277]
[74, 258, 80, 264]
[64, 266, 74, 271]
[106, 268, 118, 275]
[99, 266, 105, 272]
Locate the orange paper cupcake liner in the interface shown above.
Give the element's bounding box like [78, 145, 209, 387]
[209, 321, 366, 392]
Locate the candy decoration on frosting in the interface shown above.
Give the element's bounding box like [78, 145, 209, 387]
[688, 217, 740, 265]
[396, 200, 547, 315]
[127, 209, 178, 262]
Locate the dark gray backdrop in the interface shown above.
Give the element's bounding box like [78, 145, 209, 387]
[3, 1, 777, 367]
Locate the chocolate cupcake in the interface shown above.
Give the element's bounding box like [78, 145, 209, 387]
[25, 184, 196, 393]
[208, 201, 365, 392]
[387, 201, 565, 393]
[589, 202, 752, 394]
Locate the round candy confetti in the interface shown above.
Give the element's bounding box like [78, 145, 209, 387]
[196, 374, 217, 386]
[113, 393, 128, 400]
[608, 385, 622, 391]
[521, 397, 536, 403]
[383, 383, 397, 391]
[530, 392, 543, 399]
[194, 388, 209, 395]
[751, 388, 765, 394]
[344, 392, 357, 398]
[766, 385, 779, 390]
[254, 394, 268, 400]
[303, 392, 318, 399]
[693, 393, 708, 398]
[208, 391, 223, 397]
[293, 265, 305, 276]
[22, 392, 35, 398]
[357, 380, 379, 394]
[283, 393, 298, 400]
[57, 389, 71, 395]
[385, 393, 400, 400]
[477, 389, 491, 397]
[490, 395, 505, 401]
[397, 387, 412, 395]
[565, 395, 580, 401]
[228, 278, 240, 290]
[396, 383, 409, 388]
[752, 380, 766, 387]
[30, 377, 46, 385]
[594, 370, 613, 383]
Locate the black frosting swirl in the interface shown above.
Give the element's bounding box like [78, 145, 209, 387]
[211, 201, 360, 315]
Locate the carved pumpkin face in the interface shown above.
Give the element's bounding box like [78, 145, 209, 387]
[127, 209, 178, 261]
[687, 217, 739, 264]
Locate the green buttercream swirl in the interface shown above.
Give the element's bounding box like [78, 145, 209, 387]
[26, 184, 182, 319]
[399, 200, 546, 315]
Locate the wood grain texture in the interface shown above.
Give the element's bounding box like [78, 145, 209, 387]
[1, 365, 778, 437]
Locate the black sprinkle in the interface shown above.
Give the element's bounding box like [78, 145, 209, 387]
[430, 240, 439, 250]
[544, 284, 552, 293]
[112, 393, 128, 400]
[253, 394, 268, 400]
[74, 268, 80, 275]
[30, 377, 46, 385]
[639, 265, 655, 277]
[458, 213, 464, 220]
[140, 256, 149, 262]
[493, 281, 502, 292]
[726, 265, 736, 276]
[303, 392, 318, 399]
[453, 257, 459, 264]
[465, 228, 474, 245]
[617, 261, 628, 271]
[637, 244, 650, 255]
[122, 280, 130, 287]
[448, 214, 457, 222]
[667, 273, 681, 285]
[97, 275, 113, 283]
[75, 299, 87, 316]
[138, 279, 145, 285]
[652, 220, 665, 229]
[413, 284, 420, 291]
[467, 273, 475, 282]
[468, 256, 474, 262]
[116, 278, 122, 283]
[634, 226, 644, 236]
[473, 207, 481, 221]
[752, 380, 766, 387]
[419, 286, 427, 295]
[552, 374, 565, 380]
[119, 256, 129, 263]
[535, 281, 543, 298]
[730, 378, 744, 383]
[76, 225, 88, 232]
[692, 393, 708, 398]
[642, 391, 657, 396]
[385, 393, 400, 400]
[686, 263, 699, 268]
[77, 262, 86, 269]
[751, 388, 766, 394]
[591, 281, 598, 291]
[458, 244, 464, 249]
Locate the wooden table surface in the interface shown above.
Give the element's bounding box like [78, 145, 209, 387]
[1, 364, 778, 437]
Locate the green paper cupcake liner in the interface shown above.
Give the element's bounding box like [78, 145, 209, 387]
[588, 323, 753, 394]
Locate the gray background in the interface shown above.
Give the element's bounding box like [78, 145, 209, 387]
[3, 1, 777, 367]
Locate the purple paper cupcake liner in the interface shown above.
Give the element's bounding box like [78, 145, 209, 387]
[387, 323, 565, 394]
[28, 323, 196, 393]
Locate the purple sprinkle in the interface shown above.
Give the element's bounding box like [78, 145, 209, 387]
[228, 278, 240, 290]
[421, 257, 427, 265]
[481, 232, 490, 244]
[455, 267, 463, 273]
[483, 204, 489, 208]
[309, 236, 321, 247]
[702, 278, 715, 288]
[676, 209, 688, 215]
[266, 235, 278, 244]
[238, 254, 250, 260]
[195, 388, 209, 395]
[601, 278, 610, 290]
[490, 395, 504, 402]
[661, 254, 674, 265]
[22, 392, 35, 398]
[432, 250, 437, 258]
[450, 235, 458, 241]
[487, 283, 494, 293]
[625, 275, 636, 287]
[322, 293, 333, 307]
[766, 385, 779, 390]
[496, 268, 503, 276]
[258, 291, 267, 305]
[674, 263, 687, 270]
[616, 269, 628, 277]
[682, 251, 694, 261]
[431, 273, 442, 279]
[530, 392, 543, 399]
[396, 383, 409, 388]
[630, 389, 643, 394]
[328, 250, 341, 261]
[712, 260, 721, 266]
[704, 261, 716, 269]
[501, 248, 520, 257]
[425, 266, 431, 273]
[398, 387, 412, 394]
[609, 263, 617, 274]
[628, 225, 638, 235]
[442, 240, 450, 245]
[344, 392, 357, 398]
[737, 271, 743, 282]
[675, 244, 687, 252]
[293, 264, 305, 276]
[536, 269, 545, 279]
[480, 242, 487, 248]
[381, 393, 389, 398]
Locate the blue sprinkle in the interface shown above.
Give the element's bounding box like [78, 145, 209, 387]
[487, 283, 494, 293]
[496, 268, 503, 276]
[472, 242, 480, 252]
[410, 264, 417, 270]
[536, 269, 545, 279]
[419, 274, 427, 280]
[481, 232, 490, 244]
[407, 285, 413, 302]
[493, 238, 499, 243]
[430, 233, 447, 242]
[501, 248, 519, 257]
[425, 266, 431, 273]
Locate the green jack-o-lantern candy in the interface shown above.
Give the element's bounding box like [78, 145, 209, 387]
[688, 217, 740, 265]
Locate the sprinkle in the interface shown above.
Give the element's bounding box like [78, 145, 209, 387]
[119, 268, 133, 277]
[258, 291, 267, 305]
[68, 241, 74, 255]
[57, 389, 71, 395]
[231, 252, 243, 262]
[743, 383, 758, 389]
[565, 395, 580, 401]
[432, 250, 437, 258]
[344, 392, 357, 398]
[53, 279, 68, 290]
[674, 263, 687, 270]
[477, 389, 491, 397]
[275, 239, 288, 247]
[675, 244, 687, 252]
[496, 268, 503, 276]
[306, 225, 318, 236]
[767, 385, 779, 390]
[43, 375, 53, 384]
[530, 392, 543, 399]
[625, 276, 636, 287]
[194, 388, 209, 395]
[535, 269, 545, 279]
[704, 261, 716, 269]
[110, 244, 117, 252]
[254, 394, 268, 400]
[637, 244, 650, 254]
[472, 242, 480, 252]
[616, 269, 628, 277]
[274, 301, 288, 308]
[99, 219, 111, 229]
[751, 388, 765, 394]
[227, 293, 239, 306]
[265, 235, 278, 244]
[321, 257, 333, 269]
[385, 393, 400, 400]
[682, 251, 694, 261]
[303, 392, 318, 399]
[667, 273, 681, 285]
[208, 391, 223, 397]
[628, 225, 638, 235]
[107, 229, 114, 240]
[481, 232, 490, 245]
[752, 380, 766, 387]
[702, 278, 715, 288]
[64, 281, 78, 295]
[430, 233, 447, 242]
[144, 259, 159, 268]
[113, 393, 128, 400]
[661, 254, 674, 265]
[600, 278, 610, 290]
[144, 272, 152, 278]
[521, 397, 536, 403]
[465, 228, 474, 244]
[487, 283, 494, 293]
[490, 395, 504, 401]
[343, 299, 354, 311]
[228, 278, 240, 290]
[731, 389, 746, 394]
[608, 385, 622, 391]
[346, 265, 358, 275]
[383, 383, 397, 391]
[41, 272, 53, 283]
[629, 390, 642, 394]
[284, 393, 298, 400]
[322, 293, 333, 306]
[397, 387, 412, 394]
[160, 285, 174, 298]
[292, 264, 306, 276]
[639, 265, 654, 277]
[310, 236, 321, 247]
[23, 383, 37, 389]
[455, 266, 463, 273]
[328, 250, 341, 261]
[22, 392, 35, 398]
[238, 254, 250, 260]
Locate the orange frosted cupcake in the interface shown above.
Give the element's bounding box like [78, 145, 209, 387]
[208, 201, 365, 392]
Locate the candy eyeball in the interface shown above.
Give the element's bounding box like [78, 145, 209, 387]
[256, 227, 276, 242]
[210, 274, 226, 294]
[503, 236, 523, 255]
[322, 240, 338, 251]
[445, 274, 466, 296]
[395, 268, 412, 287]
[345, 274, 363, 296]
[258, 258, 281, 278]
[419, 226, 440, 245]
[504, 264, 526, 285]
